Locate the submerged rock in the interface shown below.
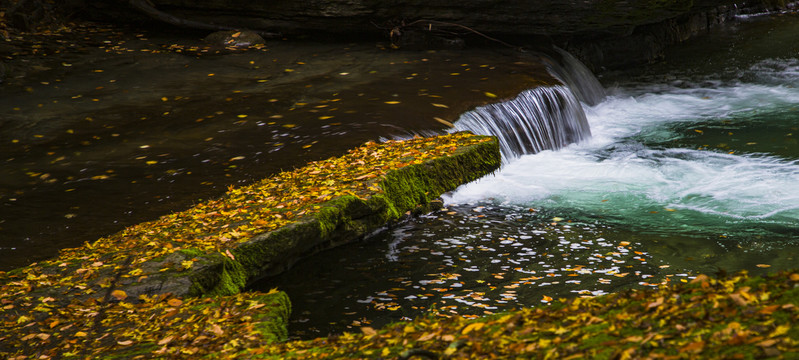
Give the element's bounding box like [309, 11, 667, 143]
[203, 30, 266, 48]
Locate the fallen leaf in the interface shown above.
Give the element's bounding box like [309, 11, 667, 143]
[111, 290, 128, 301]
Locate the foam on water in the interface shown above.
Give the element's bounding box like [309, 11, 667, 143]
[447, 58, 799, 239]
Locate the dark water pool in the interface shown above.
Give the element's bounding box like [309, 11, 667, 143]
[0, 23, 550, 270]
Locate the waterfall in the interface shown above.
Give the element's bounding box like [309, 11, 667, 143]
[451, 48, 602, 161]
[545, 47, 607, 106]
[452, 85, 591, 160]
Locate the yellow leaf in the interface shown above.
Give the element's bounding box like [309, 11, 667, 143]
[484, 92, 497, 98]
[75, 331, 88, 337]
[462, 322, 485, 334]
[181, 260, 194, 270]
[360, 327, 377, 336]
[771, 325, 790, 337]
[384, 101, 401, 104]
[434, 117, 454, 128]
[431, 103, 449, 108]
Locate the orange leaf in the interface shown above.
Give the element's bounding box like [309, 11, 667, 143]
[167, 298, 183, 307]
[111, 290, 128, 301]
[681, 341, 705, 353]
[157, 335, 174, 345]
[210, 324, 224, 336]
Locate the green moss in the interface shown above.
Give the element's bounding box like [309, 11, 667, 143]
[178, 248, 206, 258]
[251, 290, 293, 343]
[187, 253, 247, 296]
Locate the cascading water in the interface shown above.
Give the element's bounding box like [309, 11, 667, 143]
[451, 48, 603, 160]
[452, 86, 591, 160]
[449, 56, 799, 243]
[262, 15, 799, 339]
[544, 46, 607, 106]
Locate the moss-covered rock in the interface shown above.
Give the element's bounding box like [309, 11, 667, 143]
[0, 132, 500, 359]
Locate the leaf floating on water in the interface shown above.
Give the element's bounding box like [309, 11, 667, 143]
[756, 264, 771, 268]
[434, 117, 454, 128]
[484, 91, 498, 98]
[384, 101, 401, 104]
[431, 103, 449, 108]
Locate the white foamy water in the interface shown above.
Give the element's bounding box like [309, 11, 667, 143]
[447, 59, 799, 237]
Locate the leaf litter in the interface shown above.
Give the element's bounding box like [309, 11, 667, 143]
[0, 133, 493, 359]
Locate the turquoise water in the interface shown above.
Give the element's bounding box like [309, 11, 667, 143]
[260, 13, 799, 338]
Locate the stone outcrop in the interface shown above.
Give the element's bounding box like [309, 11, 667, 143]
[132, 0, 791, 69]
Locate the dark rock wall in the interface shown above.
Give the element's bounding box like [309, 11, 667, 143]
[564, 4, 740, 70]
[21, 0, 791, 70]
[146, 0, 787, 69]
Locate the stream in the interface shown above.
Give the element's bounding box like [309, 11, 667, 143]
[2, 12, 798, 342]
[253, 13, 799, 338]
